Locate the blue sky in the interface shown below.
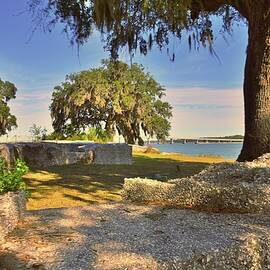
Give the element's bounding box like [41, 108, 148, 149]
[0, 2, 248, 138]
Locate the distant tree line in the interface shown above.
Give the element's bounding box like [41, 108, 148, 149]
[204, 135, 244, 140]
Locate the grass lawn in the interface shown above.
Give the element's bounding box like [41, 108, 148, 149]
[24, 152, 226, 210]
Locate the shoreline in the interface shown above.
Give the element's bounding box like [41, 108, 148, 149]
[133, 147, 230, 163]
[160, 151, 234, 162]
[150, 142, 243, 145]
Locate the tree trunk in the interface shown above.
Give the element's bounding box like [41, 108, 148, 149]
[122, 131, 135, 145]
[137, 137, 144, 146]
[237, 5, 270, 161]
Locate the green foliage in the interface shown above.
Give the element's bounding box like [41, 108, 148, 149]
[223, 135, 244, 139]
[30, 0, 246, 59]
[0, 78, 17, 135]
[86, 127, 112, 143]
[50, 59, 172, 145]
[45, 127, 112, 143]
[44, 131, 65, 140]
[66, 133, 88, 141]
[0, 159, 29, 194]
[29, 124, 47, 141]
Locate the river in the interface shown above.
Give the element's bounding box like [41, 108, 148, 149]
[151, 143, 243, 160]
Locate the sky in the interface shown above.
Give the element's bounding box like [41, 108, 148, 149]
[0, 1, 248, 139]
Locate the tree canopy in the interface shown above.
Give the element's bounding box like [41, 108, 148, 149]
[50, 60, 172, 145]
[31, 0, 270, 161]
[0, 79, 17, 135]
[30, 0, 244, 58]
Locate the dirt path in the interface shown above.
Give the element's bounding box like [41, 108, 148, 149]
[1, 203, 270, 269]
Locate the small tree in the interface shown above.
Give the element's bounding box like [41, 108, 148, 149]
[29, 124, 47, 142]
[0, 79, 17, 135]
[50, 60, 172, 145]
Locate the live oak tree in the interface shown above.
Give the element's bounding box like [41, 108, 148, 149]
[0, 79, 17, 135]
[50, 60, 172, 145]
[31, 0, 270, 161]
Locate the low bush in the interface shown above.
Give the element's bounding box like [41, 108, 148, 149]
[44, 131, 65, 140]
[45, 127, 112, 143]
[0, 159, 29, 194]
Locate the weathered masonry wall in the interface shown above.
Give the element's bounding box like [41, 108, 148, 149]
[0, 192, 26, 240]
[0, 142, 132, 168]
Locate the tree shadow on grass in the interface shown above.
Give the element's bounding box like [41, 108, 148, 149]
[23, 155, 216, 209]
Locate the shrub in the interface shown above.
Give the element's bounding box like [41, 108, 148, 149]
[86, 128, 112, 143]
[46, 128, 113, 143]
[0, 159, 29, 194]
[45, 131, 65, 140]
[29, 124, 47, 141]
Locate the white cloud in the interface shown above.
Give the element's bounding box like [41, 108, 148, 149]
[8, 89, 53, 136]
[164, 87, 244, 138]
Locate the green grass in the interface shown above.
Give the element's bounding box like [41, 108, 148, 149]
[24, 152, 226, 210]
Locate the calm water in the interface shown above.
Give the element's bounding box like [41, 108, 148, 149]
[151, 143, 243, 160]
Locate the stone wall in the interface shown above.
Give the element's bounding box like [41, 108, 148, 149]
[92, 143, 132, 165]
[0, 142, 132, 168]
[0, 192, 26, 240]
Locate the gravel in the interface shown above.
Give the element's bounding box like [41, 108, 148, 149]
[0, 191, 26, 240]
[123, 154, 270, 214]
[2, 154, 270, 269]
[1, 203, 270, 269]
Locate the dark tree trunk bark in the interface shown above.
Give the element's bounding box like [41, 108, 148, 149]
[123, 131, 135, 145]
[138, 137, 144, 146]
[237, 3, 270, 161]
[193, 1, 270, 162]
[125, 136, 135, 145]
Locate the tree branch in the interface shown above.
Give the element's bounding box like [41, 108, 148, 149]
[191, 0, 249, 19]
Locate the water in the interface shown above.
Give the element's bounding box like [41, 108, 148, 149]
[151, 143, 243, 160]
